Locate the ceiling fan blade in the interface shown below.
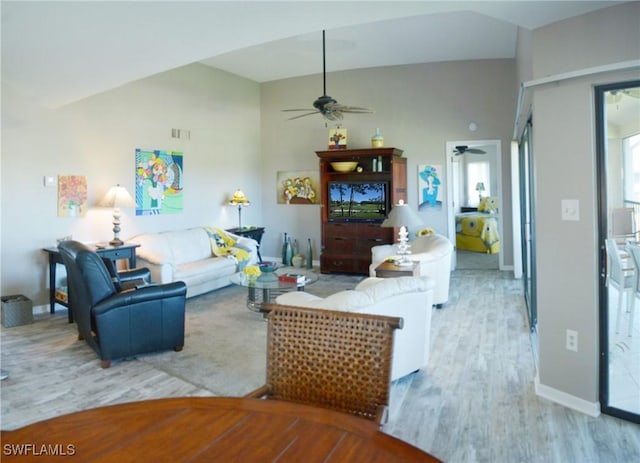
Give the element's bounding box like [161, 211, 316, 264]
[454, 145, 485, 155]
[341, 108, 375, 114]
[282, 108, 316, 112]
[287, 111, 321, 120]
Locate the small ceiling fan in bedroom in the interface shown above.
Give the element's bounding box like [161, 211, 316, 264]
[453, 145, 486, 155]
[282, 30, 374, 122]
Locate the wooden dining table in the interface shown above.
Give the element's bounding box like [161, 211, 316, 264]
[1, 397, 442, 462]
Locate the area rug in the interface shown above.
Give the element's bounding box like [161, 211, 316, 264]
[140, 272, 365, 395]
[0, 272, 365, 429]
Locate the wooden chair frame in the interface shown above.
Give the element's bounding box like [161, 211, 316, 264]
[247, 303, 403, 425]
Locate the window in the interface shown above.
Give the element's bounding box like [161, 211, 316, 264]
[623, 133, 640, 203]
[467, 161, 490, 205]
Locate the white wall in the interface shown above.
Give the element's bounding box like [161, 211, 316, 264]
[2, 56, 518, 309]
[528, 1, 640, 410]
[1, 63, 261, 306]
[259, 59, 517, 263]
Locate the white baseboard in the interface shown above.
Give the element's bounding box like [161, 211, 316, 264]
[535, 374, 601, 417]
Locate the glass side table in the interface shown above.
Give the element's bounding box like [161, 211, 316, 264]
[230, 266, 318, 313]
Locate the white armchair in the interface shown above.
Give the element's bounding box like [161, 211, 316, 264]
[275, 276, 435, 381]
[369, 233, 453, 307]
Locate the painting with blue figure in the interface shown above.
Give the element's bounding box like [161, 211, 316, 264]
[418, 164, 443, 210]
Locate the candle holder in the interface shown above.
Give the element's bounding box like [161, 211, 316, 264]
[395, 226, 414, 266]
[381, 200, 423, 266]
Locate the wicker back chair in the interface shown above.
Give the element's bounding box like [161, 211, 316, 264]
[246, 303, 403, 425]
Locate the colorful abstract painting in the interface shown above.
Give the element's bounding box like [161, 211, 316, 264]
[276, 170, 320, 205]
[135, 149, 183, 215]
[418, 164, 443, 210]
[58, 175, 88, 217]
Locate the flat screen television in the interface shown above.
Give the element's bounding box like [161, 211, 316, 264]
[327, 181, 389, 222]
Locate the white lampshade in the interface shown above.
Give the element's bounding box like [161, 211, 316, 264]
[98, 184, 136, 246]
[381, 200, 423, 230]
[98, 185, 136, 208]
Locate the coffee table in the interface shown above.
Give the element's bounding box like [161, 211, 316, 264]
[230, 266, 318, 312]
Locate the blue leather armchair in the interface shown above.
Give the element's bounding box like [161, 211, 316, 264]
[58, 240, 187, 368]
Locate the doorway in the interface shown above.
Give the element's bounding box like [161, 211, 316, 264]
[446, 140, 503, 270]
[596, 80, 640, 423]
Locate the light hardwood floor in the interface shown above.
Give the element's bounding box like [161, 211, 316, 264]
[1, 269, 639, 462]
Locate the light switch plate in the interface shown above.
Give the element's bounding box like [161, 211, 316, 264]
[561, 199, 579, 221]
[43, 175, 56, 187]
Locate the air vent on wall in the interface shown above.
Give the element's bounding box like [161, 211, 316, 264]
[171, 128, 191, 140]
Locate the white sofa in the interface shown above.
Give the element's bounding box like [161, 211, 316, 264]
[130, 227, 259, 298]
[275, 276, 434, 381]
[369, 233, 453, 307]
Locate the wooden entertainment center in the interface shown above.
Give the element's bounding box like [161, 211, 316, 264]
[316, 147, 407, 274]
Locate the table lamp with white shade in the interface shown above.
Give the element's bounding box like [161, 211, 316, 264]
[98, 184, 137, 246]
[381, 200, 423, 266]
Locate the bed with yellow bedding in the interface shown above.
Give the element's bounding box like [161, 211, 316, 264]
[455, 212, 500, 254]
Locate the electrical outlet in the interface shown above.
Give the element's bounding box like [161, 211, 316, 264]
[566, 329, 578, 352]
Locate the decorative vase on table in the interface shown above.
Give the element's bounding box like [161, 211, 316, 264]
[285, 238, 293, 266]
[292, 255, 304, 268]
[306, 238, 313, 269]
[281, 233, 289, 265]
[371, 128, 384, 148]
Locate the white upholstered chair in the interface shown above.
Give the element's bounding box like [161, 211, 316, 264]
[369, 233, 453, 307]
[275, 276, 435, 381]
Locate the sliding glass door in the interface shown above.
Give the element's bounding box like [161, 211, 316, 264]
[520, 121, 537, 331]
[597, 80, 640, 424]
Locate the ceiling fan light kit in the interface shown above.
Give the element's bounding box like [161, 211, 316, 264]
[283, 30, 374, 122]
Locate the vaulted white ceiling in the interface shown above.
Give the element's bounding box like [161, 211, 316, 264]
[1, 1, 625, 110]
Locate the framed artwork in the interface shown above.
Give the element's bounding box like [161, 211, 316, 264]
[276, 170, 320, 204]
[58, 175, 87, 217]
[328, 128, 347, 150]
[418, 164, 443, 210]
[135, 149, 183, 215]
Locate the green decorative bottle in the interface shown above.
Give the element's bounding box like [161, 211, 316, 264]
[306, 238, 313, 269]
[285, 237, 293, 266]
[281, 233, 288, 264]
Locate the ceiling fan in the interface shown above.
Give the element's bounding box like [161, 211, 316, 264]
[283, 30, 374, 121]
[606, 88, 640, 104]
[453, 145, 486, 155]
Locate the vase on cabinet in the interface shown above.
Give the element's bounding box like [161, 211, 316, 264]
[371, 128, 384, 148]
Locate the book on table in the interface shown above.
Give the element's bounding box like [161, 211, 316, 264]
[277, 273, 306, 284]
